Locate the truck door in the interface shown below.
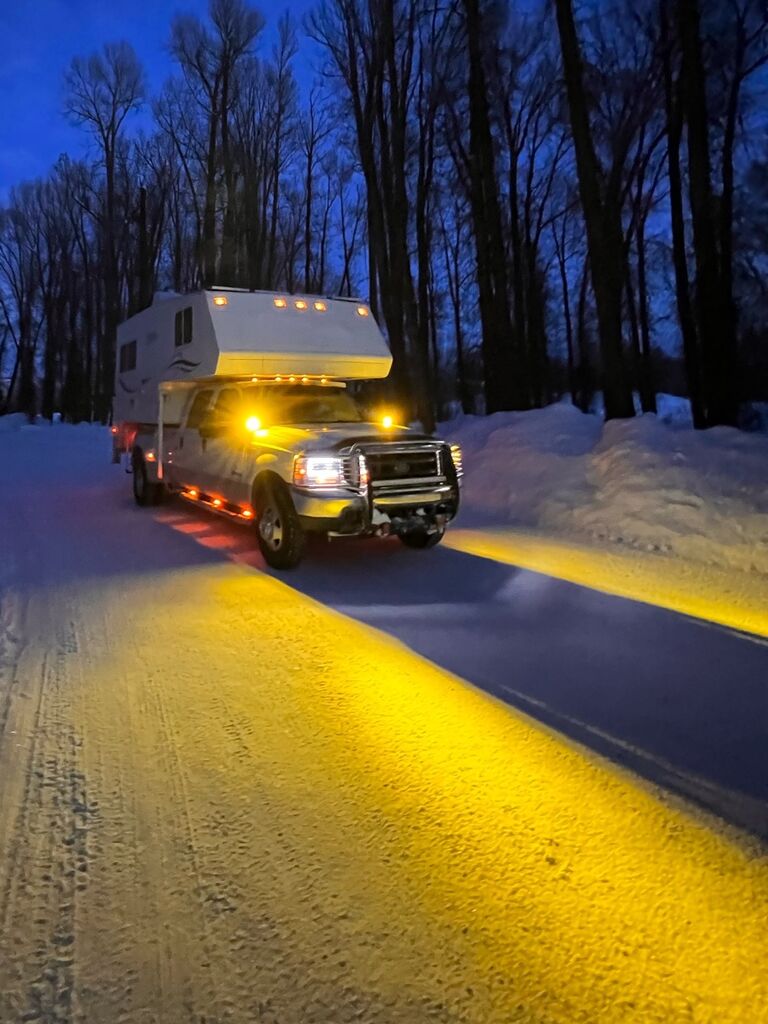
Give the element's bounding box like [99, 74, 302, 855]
[197, 387, 250, 503]
[171, 387, 213, 491]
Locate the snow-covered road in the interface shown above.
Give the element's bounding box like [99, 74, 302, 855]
[1, 424, 767, 1023]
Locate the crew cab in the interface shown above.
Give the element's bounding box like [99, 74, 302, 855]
[130, 378, 461, 568]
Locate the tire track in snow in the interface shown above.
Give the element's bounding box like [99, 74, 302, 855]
[0, 612, 94, 1024]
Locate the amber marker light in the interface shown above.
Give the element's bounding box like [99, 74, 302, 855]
[245, 416, 262, 433]
[356, 305, 369, 317]
[274, 297, 287, 308]
[213, 295, 228, 306]
[212, 497, 222, 508]
[295, 299, 308, 310]
[314, 300, 327, 312]
[241, 508, 254, 519]
[187, 488, 199, 500]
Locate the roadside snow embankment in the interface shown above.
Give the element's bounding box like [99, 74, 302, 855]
[444, 403, 768, 576]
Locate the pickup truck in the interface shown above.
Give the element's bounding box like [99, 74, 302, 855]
[127, 378, 462, 569]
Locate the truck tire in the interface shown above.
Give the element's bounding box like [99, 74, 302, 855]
[132, 453, 164, 507]
[399, 526, 445, 550]
[253, 477, 306, 570]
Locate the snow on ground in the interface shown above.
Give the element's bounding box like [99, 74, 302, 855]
[442, 399, 768, 576]
[1, 420, 768, 1022]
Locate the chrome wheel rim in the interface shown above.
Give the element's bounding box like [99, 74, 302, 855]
[259, 504, 283, 550]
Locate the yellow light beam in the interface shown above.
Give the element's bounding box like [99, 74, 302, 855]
[445, 528, 768, 639]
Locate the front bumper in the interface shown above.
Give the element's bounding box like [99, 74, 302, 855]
[292, 483, 459, 536]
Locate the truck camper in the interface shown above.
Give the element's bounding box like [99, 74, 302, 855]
[113, 288, 462, 569]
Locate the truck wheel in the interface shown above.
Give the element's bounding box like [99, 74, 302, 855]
[132, 454, 164, 507]
[253, 478, 306, 570]
[399, 526, 445, 550]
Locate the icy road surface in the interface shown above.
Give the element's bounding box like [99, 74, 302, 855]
[1, 424, 767, 1024]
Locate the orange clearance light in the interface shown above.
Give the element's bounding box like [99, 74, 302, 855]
[274, 297, 287, 309]
[145, 451, 157, 462]
[289, 376, 296, 383]
[245, 416, 262, 433]
[251, 376, 259, 383]
[382, 415, 394, 429]
[188, 488, 199, 500]
[295, 299, 308, 310]
[212, 497, 222, 508]
[301, 376, 309, 383]
[314, 300, 327, 312]
[213, 295, 228, 306]
[320, 376, 327, 384]
[357, 305, 369, 317]
[275, 375, 282, 382]
[241, 508, 254, 519]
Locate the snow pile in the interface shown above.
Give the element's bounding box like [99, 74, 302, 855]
[444, 402, 768, 576]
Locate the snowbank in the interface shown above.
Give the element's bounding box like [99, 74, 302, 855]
[443, 402, 768, 576]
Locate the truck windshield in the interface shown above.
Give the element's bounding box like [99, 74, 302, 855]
[246, 385, 364, 425]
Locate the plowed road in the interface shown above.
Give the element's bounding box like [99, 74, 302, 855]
[1, 425, 766, 1024]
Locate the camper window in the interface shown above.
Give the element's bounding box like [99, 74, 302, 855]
[175, 307, 193, 347]
[119, 340, 137, 372]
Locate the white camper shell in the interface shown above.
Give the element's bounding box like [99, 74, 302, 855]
[114, 289, 461, 569]
[114, 288, 392, 426]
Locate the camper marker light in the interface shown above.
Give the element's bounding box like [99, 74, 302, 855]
[245, 416, 262, 433]
[294, 456, 345, 488]
[356, 305, 369, 317]
[213, 295, 228, 306]
[314, 300, 327, 312]
[274, 297, 287, 308]
[295, 299, 308, 311]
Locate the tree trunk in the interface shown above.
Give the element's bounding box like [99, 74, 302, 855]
[554, 0, 634, 420]
[678, 0, 738, 426]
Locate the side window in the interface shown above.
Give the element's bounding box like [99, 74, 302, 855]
[212, 388, 240, 424]
[185, 389, 213, 430]
[119, 340, 137, 372]
[174, 307, 193, 347]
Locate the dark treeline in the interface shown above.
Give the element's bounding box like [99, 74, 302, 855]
[1, 0, 767, 431]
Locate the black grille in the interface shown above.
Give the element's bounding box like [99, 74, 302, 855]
[367, 449, 440, 482]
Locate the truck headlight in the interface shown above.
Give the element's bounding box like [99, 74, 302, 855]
[294, 455, 345, 488]
[449, 443, 463, 479]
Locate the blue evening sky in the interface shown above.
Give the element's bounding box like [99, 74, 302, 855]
[0, 0, 320, 193]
